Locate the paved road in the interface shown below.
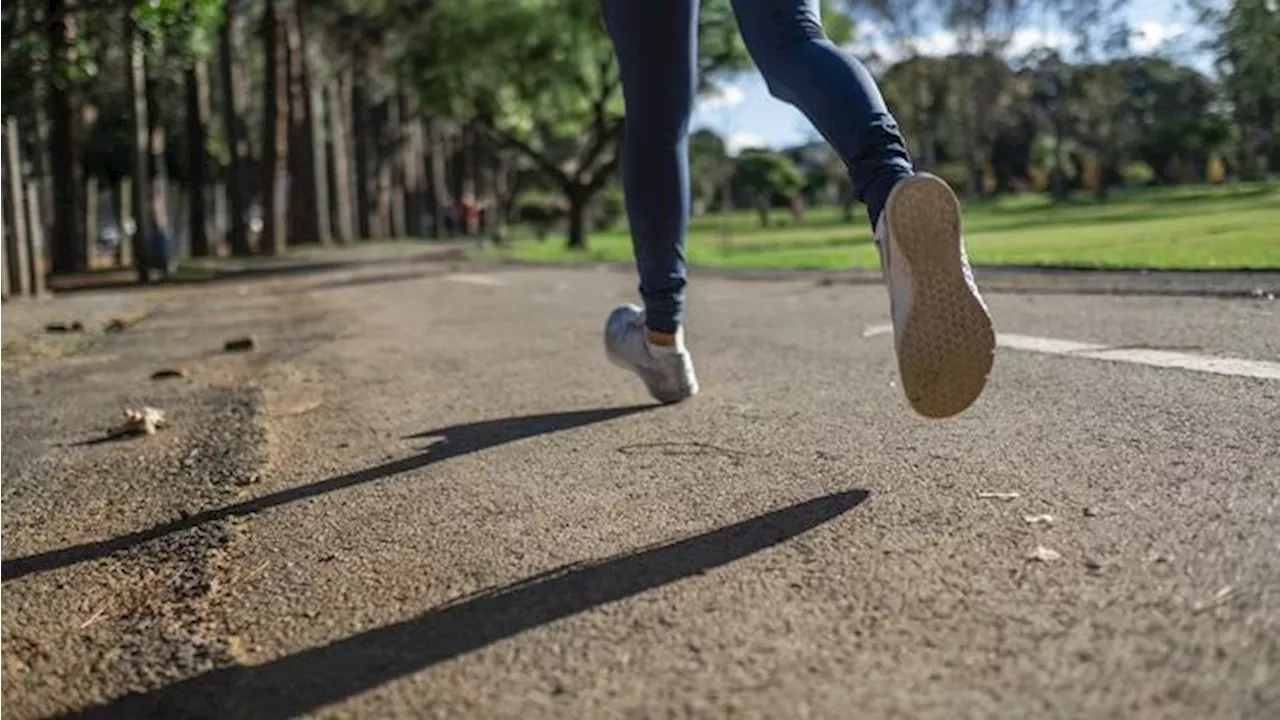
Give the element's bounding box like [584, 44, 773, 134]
[3, 259, 1278, 719]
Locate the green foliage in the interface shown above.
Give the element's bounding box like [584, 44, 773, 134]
[406, 0, 617, 144]
[133, 0, 223, 67]
[1202, 0, 1280, 175]
[593, 186, 626, 230]
[1121, 161, 1155, 186]
[1, 0, 222, 144]
[734, 150, 806, 199]
[690, 128, 732, 206]
[515, 190, 569, 239]
[396, 0, 848, 246]
[402, 0, 778, 148]
[732, 149, 805, 224]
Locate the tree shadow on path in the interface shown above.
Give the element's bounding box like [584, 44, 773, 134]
[68, 489, 869, 719]
[2, 405, 653, 583]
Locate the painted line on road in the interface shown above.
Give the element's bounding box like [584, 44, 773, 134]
[445, 273, 506, 287]
[862, 324, 1280, 381]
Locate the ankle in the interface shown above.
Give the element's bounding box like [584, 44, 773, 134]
[645, 328, 685, 355]
[646, 329, 678, 347]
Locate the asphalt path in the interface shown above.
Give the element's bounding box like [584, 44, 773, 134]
[3, 261, 1276, 719]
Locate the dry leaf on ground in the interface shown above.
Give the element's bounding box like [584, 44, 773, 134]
[118, 407, 167, 436]
[1027, 545, 1061, 562]
[978, 491, 1020, 500]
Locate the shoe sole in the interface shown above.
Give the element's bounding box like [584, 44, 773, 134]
[605, 350, 698, 404]
[884, 174, 995, 419]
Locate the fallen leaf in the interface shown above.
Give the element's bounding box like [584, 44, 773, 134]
[224, 336, 256, 352]
[1027, 545, 1061, 562]
[978, 491, 1020, 500]
[118, 407, 167, 436]
[151, 368, 187, 380]
[1192, 586, 1235, 614]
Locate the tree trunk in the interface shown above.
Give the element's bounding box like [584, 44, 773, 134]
[920, 130, 938, 168]
[211, 180, 226, 252]
[126, 19, 151, 281]
[352, 78, 372, 239]
[115, 177, 133, 266]
[1094, 146, 1112, 201]
[448, 127, 466, 234]
[219, 0, 251, 256]
[427, 118, 449, 238]
[310, 83, 332, 245]
[108, 180, 125, 265]
[388, 95, 406, 238]
[185, 64, 211, 257]
[465, 125, 480, 236]
[4, 118, 32, 295]
[373, 102, 392, 239]
[145, 59, 171, 265]
[965, 150, 982, 199]
[84, 174, 98, 264]
[326, 78, 354, 243]
[23, 180, 48, 295]
[489, 150, 510, 242]
[260, 0, 289, 256]
[402, 113, 425, 237]
[566, 189, 589, 250]
[286, 1, 319, 243]
[1048, 121, 1069, 200]
[460, 122, 481, 234]
[756, 195, 770, 228]
[47, 0, 82, 273]
[471, 128, 488, 236]
[0, 159, 7, 297]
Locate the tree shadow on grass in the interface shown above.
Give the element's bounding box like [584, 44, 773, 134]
[67, 489, 869, 719]
[2, 405, 653, 583]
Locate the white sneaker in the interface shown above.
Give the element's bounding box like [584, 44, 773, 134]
[876, 173, 995, 419]
[604, 305, 699, 404]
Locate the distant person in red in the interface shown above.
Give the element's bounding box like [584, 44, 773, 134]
[600, 0, 995, 418]
[459, 194, 480, 236]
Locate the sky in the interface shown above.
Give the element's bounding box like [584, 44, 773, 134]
[691, 0, 1221, 154]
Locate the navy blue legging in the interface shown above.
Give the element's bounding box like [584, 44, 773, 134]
[602, 0, 914, 334]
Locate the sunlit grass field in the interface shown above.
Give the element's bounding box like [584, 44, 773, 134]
[484, 182, 1280, 271]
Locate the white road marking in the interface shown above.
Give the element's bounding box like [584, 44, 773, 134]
[445, 273, 506, 287]
[862, 324, 1280, 381]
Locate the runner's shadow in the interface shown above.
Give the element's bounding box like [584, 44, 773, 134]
[2, 405, 653, 583]
[67, 489, 869, 719]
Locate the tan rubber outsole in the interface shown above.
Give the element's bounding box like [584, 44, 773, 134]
[884, 174, 996, 419]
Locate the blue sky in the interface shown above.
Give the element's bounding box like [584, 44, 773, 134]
[692, 0, 1219, 153]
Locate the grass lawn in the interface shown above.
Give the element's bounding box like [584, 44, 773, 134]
[483, 182, 1280, 271]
